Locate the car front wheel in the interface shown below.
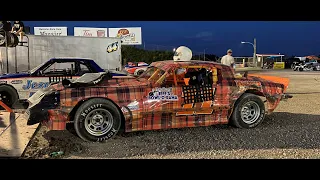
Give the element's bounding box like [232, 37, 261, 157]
[230, 93, 265, 128]
[74, 98, 122, 142]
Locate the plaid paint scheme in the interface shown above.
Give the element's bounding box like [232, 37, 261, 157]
[42, 60, 290, 131]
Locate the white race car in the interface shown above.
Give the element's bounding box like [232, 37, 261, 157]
[0, 57, 125, 108]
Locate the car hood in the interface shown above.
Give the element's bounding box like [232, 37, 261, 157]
[48, 71, 140, 90]
[248, 74, 290, 92]
[0, 72, 30, 79]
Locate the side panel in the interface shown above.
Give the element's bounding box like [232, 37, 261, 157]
[2, 77, 50, 100]
[2, 76, 81, 100]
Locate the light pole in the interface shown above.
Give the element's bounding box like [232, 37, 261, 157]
[204, 48, 208, 61]
[241, 38, 257, 67]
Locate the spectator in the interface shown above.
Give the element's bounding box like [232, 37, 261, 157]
[0, 21, 12, 32]
[221, 49, 235, 68]
[11, 21, 25, 45]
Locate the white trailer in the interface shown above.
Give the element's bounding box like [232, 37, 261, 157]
[0, 35, 122, 74]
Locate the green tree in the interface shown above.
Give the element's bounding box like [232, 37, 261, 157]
[121, 46, 174, 65]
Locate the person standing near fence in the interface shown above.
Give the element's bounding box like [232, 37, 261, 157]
[221, 49, 235, 68]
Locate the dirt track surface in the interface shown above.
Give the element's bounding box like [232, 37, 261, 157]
[22, 69, 320, 159]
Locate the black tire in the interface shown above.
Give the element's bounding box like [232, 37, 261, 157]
[291, 64, 295, 69]
[136, 70, 144, 76]
[8, 33, 15, 47]
[0, 85, 19, 108]
[11, 33, 19, 47]
[74, 98, 122, 142]
[230, 93, 265, 128]
[0, 31, 6, 47]
[298, 67, 303, 71]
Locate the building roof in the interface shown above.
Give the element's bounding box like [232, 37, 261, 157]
[256, 54, 285, 57]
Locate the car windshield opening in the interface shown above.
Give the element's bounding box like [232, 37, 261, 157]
[137, 66, 165, 81]
[30, 61, 47, 74]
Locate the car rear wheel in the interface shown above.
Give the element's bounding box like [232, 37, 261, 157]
[73, 98, 122, 142]
[0, 85, 18, 109]
[230, 93, 265, 128]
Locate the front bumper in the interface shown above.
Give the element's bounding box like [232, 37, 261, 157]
[25, 105, 49, 125]
[281, 93, 293, 100]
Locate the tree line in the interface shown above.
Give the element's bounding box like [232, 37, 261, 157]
[121, 46, 219, 65]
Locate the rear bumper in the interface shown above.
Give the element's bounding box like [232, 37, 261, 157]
[281, 93, 293, 100]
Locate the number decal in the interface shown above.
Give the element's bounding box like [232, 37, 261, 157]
[176, 100, 214, 116]
[107, 42, 119, 53]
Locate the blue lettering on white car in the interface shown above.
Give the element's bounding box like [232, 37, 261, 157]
[22, 80, 50, 90]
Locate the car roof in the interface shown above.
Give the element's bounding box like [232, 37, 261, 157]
[150, 60, 228, 71]
[49, 57, 94, 61]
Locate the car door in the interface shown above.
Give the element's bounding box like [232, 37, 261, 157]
[174, 66, 217, 127]
[143, 65, 218, 130]
[141, 67, 181, 130]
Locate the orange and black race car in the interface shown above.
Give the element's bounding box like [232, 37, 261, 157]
[24, 60, 292, 142]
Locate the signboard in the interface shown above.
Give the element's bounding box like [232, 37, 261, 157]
[108, 27, 142, 45]
[74, 27, 108, 37]
[34, 27, 68, 36]
[273, 62, 285, 69]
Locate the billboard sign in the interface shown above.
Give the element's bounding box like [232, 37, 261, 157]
[74, 27, 108, 37]
[108, 27, 142, 45]
[34, 27, 68, 36]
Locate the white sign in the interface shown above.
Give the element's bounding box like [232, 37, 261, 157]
[74, 27, 108, 37]
[108, 27, 142, 45]
[34, 27, 68, 36]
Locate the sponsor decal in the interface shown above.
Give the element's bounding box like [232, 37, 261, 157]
[148, 87, 178, 101]
[127, 101, 139, 111]
[116, 29, 136, 41]
[81, 104, 103, 117]
[11, 80, 23, 84]
[34, 27, 68, 36]
[107, 42, 119, 53]
[22, 80, 50, 90]
[97, 30, 106, 37]
[82, 30, 105, 37]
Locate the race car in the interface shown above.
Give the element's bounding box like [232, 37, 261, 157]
[25, 59, 292, 142]
[0, 57, 127, 108]
[292, 60, 320, 71]
[124, 62, 149, 76]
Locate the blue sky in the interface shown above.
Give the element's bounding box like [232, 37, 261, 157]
[24, 21, 320, 57]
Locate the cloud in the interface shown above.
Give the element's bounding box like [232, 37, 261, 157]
[186, 31, 214, 41]
[195, 31, 213, 38]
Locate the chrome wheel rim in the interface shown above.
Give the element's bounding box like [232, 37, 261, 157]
[84, 108, 113, 136]
[240, 101, 260, 124]
[0, 34, 5, 45]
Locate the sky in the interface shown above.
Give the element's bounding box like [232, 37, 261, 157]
[24, 21, 320, 57]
